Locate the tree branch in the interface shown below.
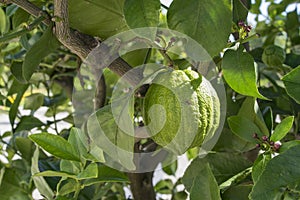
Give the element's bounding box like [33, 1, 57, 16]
[4, 0, 52, 25]
[53, 0, 142, 85]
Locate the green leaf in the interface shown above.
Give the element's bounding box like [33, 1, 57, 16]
[252, 154, 271, 183]
[10, 61, 24, 82]
[77, 163, 98, 180]
[209, 154, 252, 185]
[29, 133, 80, 161]
[172, 191, 188, 200]
[228, 116, 263, 143]
[124, 0, 160, 28]
[263, 106, 273, 133]
[82, 165, 128, 187]
[22, 26, 60, 82]
[31, 148, 55, 200]
[238, 97, 269, 136]
[282, 66, 300, 104]
[162, 160, 177, 176]
[182, 162, 221, 200]
[233, 0, 250, 23]
[154, 179, 174, 194]
[279, 140, 300, 153]
[68, 128, 98, 162]
[68, 0, 128, 39]
[24, 93, 44, 110]
[34, 170, 77, 179]
[286, 10, 300, 45]
[270, 116, 294, 142]
[189, 152, 252, 185]
[167, 0, 232, 56]
[15, 137, 35, 163]
[87, 106, 135, 170]
[9, 82, 28, 126]
[15, 116, 44, 132]
[57, 179, 79, 196]
[222, 48, 267, 99]
[249, 144, 300, 200]
[222, 184, 252, 200]
[60, 160, 81, 175]
[0, 168, 31, 200]
[12, 8, 30, 29]
[0, 7, 7, 34]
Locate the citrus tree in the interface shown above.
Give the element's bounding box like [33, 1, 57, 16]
[0, 0, 300, 199]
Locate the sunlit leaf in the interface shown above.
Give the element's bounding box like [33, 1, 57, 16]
[167, 0, 232, 56]
[222, 47, 267, 99]
[29, 133, 80, 161]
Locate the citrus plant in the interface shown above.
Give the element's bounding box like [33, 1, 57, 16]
[0, 0, 300, 199]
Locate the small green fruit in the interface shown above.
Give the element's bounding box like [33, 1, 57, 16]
[143, 69, 220, 154]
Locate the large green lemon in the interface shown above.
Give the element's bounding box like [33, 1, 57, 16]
[143, 69, 220, 154]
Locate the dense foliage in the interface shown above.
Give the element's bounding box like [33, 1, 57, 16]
[0, 0, 300, 199]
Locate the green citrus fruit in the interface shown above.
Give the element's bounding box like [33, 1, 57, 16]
[143, 69, 220, 154]
[262, 45, 286, 68]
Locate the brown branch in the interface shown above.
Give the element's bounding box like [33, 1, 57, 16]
[8, 0, 51, 25]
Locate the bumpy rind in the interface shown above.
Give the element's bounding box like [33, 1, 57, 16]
[143, 69, 220, 154]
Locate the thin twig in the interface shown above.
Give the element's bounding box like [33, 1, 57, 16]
[2, 0, 52, 25]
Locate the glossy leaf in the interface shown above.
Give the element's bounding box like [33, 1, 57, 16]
[188, 152, 252, 185]
[87, 106, 135, 170]
[29, 133, 80, 161]
[22, 26, 60, 82]
[0, 7, 7, 34]
[77, 163, 98, 180]
[154, 179, 174, 194]
[250, 144, 300, 200]
[270, 116, 294, 142]
[31, 148, 55, 200]
[124, 0, 160, 28]
[60, 159, 81, 175]
[228, 116, 263, 143]
[162, 160, 177, 176]
[167, 0, 232, 56]
[238, 97, 269, 136]
[69, 0, 127, 39]
[82, 165, 129, 187]
[252, 154, 271, 183]
[34, 170, 77, 179]
[222, 48, 267, 99]
[182, 163, 221, 200]
[282, 66, 300, 104]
